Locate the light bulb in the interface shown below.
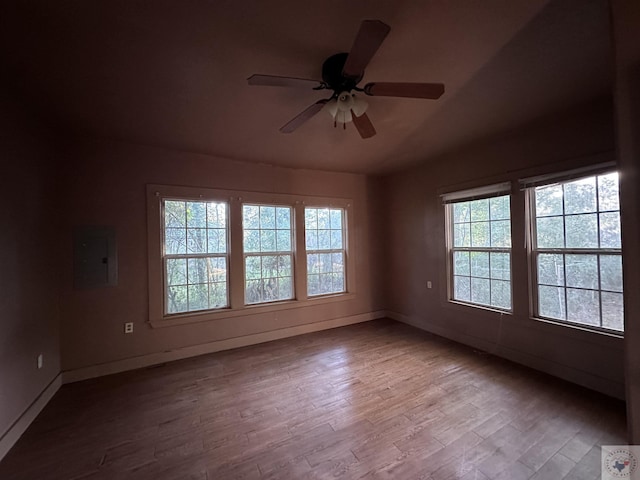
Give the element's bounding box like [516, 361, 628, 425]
[351, 93, 368, 117]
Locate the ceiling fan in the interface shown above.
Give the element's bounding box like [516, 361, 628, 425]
[247, 20, 445, 139]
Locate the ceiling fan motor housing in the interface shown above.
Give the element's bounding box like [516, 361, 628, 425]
[322, 53, 363, 93]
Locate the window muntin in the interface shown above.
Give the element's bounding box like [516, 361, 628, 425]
[243, 205, 294, 305]
[163, 200, 229, 314]
[305, 207, 346, 296]
[531, 172, 623, 332]
[449, 194, 512, 310]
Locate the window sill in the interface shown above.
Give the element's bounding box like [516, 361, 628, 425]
[149, 292, 356, 328]
[529, 315, 624, 340]
[447, 299, 513, 316]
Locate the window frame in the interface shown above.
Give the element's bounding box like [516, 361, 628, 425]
[242, 203, 295, 305]
[162, 198, 230, 315]
[304, 206, 348, 298]
[443, 183, 513, 313]
[525, 170, 624, 335]
[147, 185, 355, 328]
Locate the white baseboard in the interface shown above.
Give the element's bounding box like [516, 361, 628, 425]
[0, 373, 62, 463]
[62, 311, 386, 384]
[386, 310, 625, 400]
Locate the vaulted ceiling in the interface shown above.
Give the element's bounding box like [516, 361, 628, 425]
[1, 0, 612, 174]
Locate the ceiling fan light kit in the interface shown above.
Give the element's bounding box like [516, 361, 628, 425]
[247, 19, 445, 139]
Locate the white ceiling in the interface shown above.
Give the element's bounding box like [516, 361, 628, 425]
[1, 0, 612, 174]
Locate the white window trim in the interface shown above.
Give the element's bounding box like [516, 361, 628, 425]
[525, 170, 623, 335]
[147, 184, 355, 328]
[304, 206, 348, 298]
[444, 183, 513, 313]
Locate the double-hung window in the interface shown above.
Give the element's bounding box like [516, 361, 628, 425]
[444, 183, 512, 311]
[163, 199, 229, 314]
[526, 170, 623, 332]
[305, 207, 346, 296]
[242, 204, 294, 305]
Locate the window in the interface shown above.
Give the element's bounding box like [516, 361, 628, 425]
[305, 207, 346, 296]
[163, 199, 229, 314]
[243, 204, 294, 305]
[529, 172, 623, 332]
[444, 183, 512, 311]
[148, 185, 355, 327]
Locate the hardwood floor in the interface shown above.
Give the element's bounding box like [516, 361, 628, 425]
[0, 319, 626, 479]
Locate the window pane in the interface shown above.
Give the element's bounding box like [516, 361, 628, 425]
[538, 254, 564, 286]
[306, 230, 318, 250]
[565, 254, 598, 290]
[600, 255, 623, 292]
[260, 206, 276, 229]
[539, 285, 566, 320]
[491, 280, 511, 309]
[454, 276, 470, 302]
[245, 256, 261, 280]
[261, 255, 278, 278]
[277, 277, 293, 300]
[471, 278, 490, 305]
[332, 273, 345, 293]
[453, 251, 470, 276]
[490, 252, 510, 280]
[470, 199, 489, 222]
[453, 202, 470, 223]
[536, 217, 564, 248]
[243, 205, 260, 229]
[318, 229, 331, 250]
[308, 274, 320, 296]
[260, 229, 276, 252]
[167, 285, 188, 314]
[317, 208, 330, 229]
[187, 228, 207, 253]
[277, 255, 292, 277]
[470, 252, 489, 278]
[166, 258, 187, 286]
[206, 202, 226, 229]
[188, 258, 207, 284]
[535, 185, 563, 217]
[601, 292, 624, 331]
[599, 212, 621, 248]
[207, 228, 226, 254]
[276, 230, 291, 251]
[187, 202, 207, 228]
[276, 207, 291, 229]
[165, 228, 187, 255]
[208, 257, 227, 283]
[165, 201, 186, 228]
[330, 209, 343, 229]
[209, 282, 227, 308]
[567, 288, 600, 327]
[470, 222, 489, 247]
[332, 253, 344, 273]
[565, 214, 598, 248]
[330, 230, 343, 249]
[598, 173, 620, 211]
[188, 284, 209, 311]
[490, 220, 511, 248]
[243, 229, 260, 253]
[490, 196, 510, 220]
[454, 223, 470, 247]
[305, 209, 317, 229]
[564, 177, 597, 214]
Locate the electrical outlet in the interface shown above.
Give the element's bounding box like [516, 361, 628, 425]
[37, 354, 43, 369]
[124, 322, 134, 334]
[427, 281, 432, 289]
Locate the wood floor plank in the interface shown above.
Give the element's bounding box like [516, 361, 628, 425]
[0, 319, 627, 480]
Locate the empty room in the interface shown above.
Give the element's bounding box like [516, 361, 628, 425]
[1, 0, 639, 479]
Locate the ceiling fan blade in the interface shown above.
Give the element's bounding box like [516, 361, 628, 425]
[363, 82, 445, 99]
[342, 20, 391, 79]
[280, 99, 329, 133]
[248, 74, 323, 89]
[351, 111, 376, 139]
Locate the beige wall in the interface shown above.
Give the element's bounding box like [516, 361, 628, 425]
[0, 91, 61, 439]
[612, 0, 640, 442]
[382, 97, 625, 398]
[58, 138, 385, 371]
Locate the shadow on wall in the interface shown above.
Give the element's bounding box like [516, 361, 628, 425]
[388, 0, 612, 171]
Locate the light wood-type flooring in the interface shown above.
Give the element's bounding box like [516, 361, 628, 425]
[0, 319, 627, 479]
